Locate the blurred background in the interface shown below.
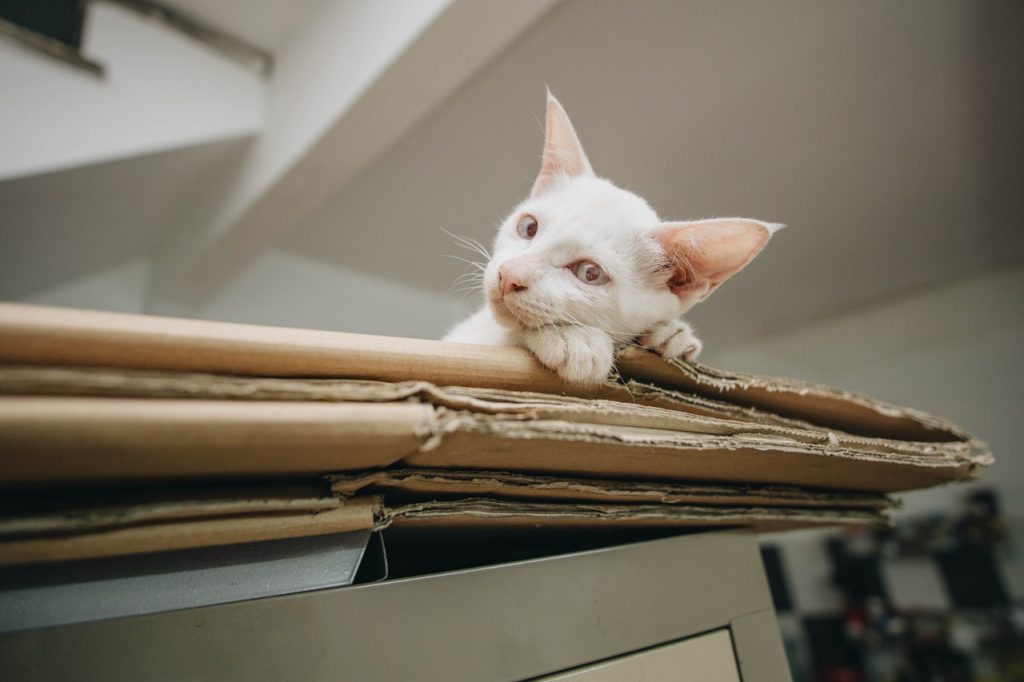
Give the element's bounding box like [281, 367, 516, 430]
[1, 0, 1023, 678]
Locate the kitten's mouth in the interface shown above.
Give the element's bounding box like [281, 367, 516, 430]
[490, 294, 547, 329]
[489, 296, 523, 328]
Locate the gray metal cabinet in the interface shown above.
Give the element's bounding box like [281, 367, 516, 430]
[0, 530, 791, 681]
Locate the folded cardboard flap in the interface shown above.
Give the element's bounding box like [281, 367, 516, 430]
[416, 426, 974, 493]
[329, 468, 893, 510]
[0, 303, 981, 444]
[618, 349, 966, 443]
[0, 496, 380, 566]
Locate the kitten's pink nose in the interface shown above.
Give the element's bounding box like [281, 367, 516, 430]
[498, 265, 528, 298]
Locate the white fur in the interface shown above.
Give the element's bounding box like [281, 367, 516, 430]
[444, 93, 777, 384]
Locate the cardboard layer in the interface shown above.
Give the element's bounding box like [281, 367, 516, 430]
[618, 349, 968, 443]
[0, 497, 379, 566]
[330, 468, 893, 510]
[0, 397, 432, 484]
[0, 303, 978, 442]
[416, 426, 976, 493]
[0, 489, 882, 565]
[0, 366, 973, 459]
[0, 491, 338, 536]
[380, 498, 885, 534]
[0, 396, 984, 492]
[0, 365, 818, 432]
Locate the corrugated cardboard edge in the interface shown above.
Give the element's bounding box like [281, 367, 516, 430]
[0, 396, 986, 492]
[422, 413, 986, 491]
[0, 366, 987, 464]
[0, 303, 984, 445]
[329, 468, 894, 511]
[617, 347, 975, 443]
[378, 498, 886, 534]
[0, 365, 826, 434]
[0, 496, 380, 566]
[0, 495, 341, 536]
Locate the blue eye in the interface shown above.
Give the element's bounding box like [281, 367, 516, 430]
[517, 215, 538, 239]
[572, 261, 609, 285]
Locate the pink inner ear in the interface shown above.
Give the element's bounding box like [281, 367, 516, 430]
[531, 92, 594, 197]
[656, 219, 773, 294]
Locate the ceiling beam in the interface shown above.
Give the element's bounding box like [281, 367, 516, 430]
[150, 0, 563, 309]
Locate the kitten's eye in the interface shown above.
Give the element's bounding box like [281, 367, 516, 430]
[572, 261, 609, 285]
[517, 214, 538, 239]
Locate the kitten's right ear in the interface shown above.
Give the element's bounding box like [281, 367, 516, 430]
[531, 90, 594, 197]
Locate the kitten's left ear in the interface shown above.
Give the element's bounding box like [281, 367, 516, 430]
[531, 90, 594, 197]
[655, 219, 782, 303]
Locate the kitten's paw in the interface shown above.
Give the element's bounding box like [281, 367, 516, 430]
[523, 325, 615, 384]
[640, 318, 703, 362]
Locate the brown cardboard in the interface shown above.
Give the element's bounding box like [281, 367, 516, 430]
[0, 358, 989, 490]
[0, 303, 984, 443]
[0, 303, 988, 557]
[0, 365, 822, 432]
[0, 366, 970, 457]
[0, 365, 986, 458]
[379, 498, 884, 533]
[0, 391, 982, 491]
[617, 349, 968, 442]
[0, 490, 883, 565]
[329, 468, 892, 510]
[0, 487, 339, 536]
[0, 496, 379, 566]
[0, 397, 432, 484]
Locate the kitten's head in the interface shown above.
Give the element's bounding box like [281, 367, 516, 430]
[484, 91, 780, 340]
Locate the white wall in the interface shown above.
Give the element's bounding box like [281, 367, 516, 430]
[196, 248, 469, 339]
[12, 247, 466, 341]
[22, 259, 150, 313]
[0, 2, 264, 180]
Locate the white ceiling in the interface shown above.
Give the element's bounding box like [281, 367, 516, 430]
[159, 0, 326, 52]
[284, 0, 1024, 345]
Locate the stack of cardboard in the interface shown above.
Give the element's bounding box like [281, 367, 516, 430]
[0, 303, 992, 566]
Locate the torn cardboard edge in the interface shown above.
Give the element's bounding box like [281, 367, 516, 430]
[616, 347, 973, 443]
[0, 387, 988, 492]
[378, 498, 885, 534]
[0, 366, 982, 459]
[0, 365, 824, 433]
[329, 468, 894, 511]
[0, 395, 985, 492]
[0, 492, 885, 566]
[0, 303, 978, 443]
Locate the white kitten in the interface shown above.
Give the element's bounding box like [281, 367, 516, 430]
[444, 91, 780, 384]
